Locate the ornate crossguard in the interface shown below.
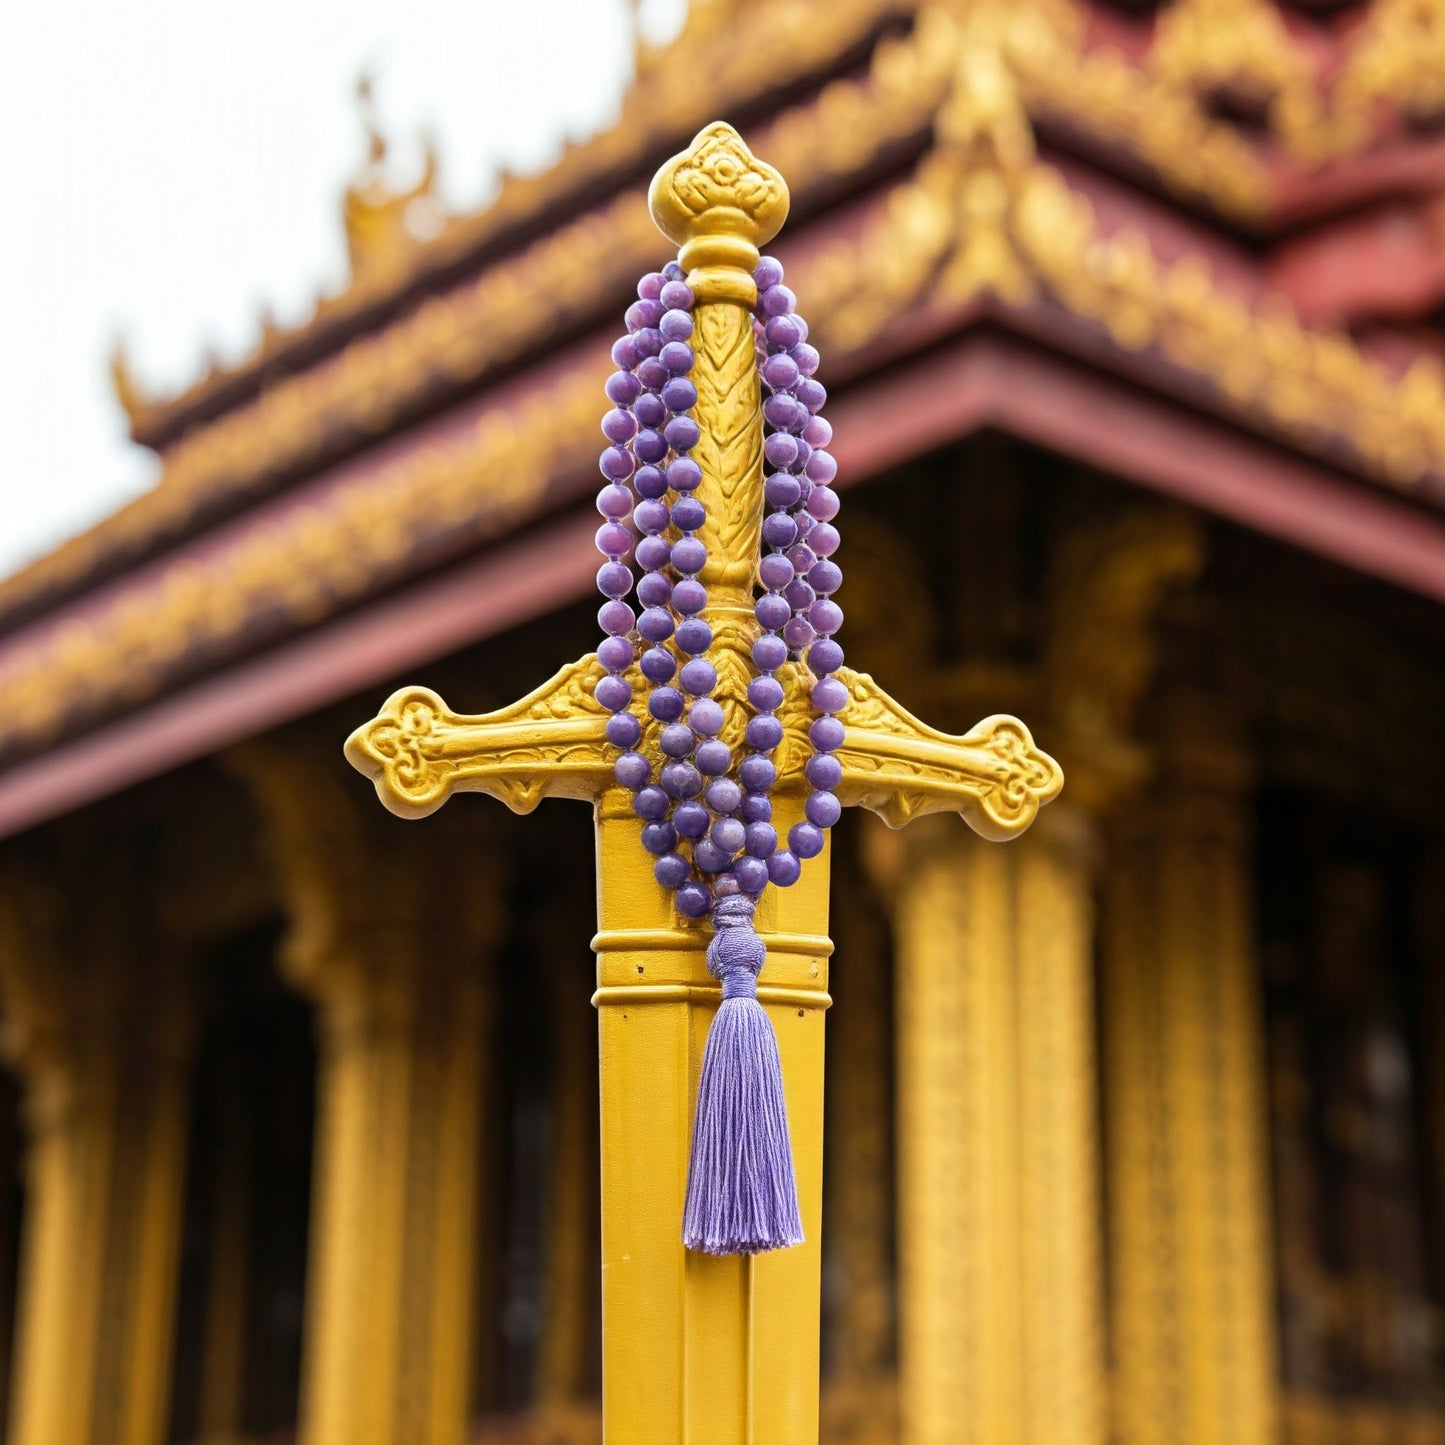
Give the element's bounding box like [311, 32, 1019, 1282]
[347, 123, 1062, 1258]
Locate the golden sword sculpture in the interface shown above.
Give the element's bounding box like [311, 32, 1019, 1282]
[346, 121, 1060, 1444]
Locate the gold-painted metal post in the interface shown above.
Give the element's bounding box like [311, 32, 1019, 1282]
[347, 122, 1062, 1444]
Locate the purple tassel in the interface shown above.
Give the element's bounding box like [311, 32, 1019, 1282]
[682, 894, 804, 1255]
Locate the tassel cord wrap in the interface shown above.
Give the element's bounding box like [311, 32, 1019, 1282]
[682, 895, 805, 1256]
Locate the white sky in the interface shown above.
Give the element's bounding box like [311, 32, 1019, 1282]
[0, 0, 685, 581]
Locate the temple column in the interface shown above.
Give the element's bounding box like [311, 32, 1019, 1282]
[1103, 716, 1278, 1445]
[239, 746, 501, 1445]
[871, 804, 1105, 1445]
[0, 865, 194, 1445]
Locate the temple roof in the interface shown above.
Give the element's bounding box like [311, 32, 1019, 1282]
[2, 0, 1445, 816]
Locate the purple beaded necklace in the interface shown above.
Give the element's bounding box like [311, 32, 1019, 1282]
[592, 255, 844, 1255]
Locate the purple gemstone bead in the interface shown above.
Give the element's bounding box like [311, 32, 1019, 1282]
[675, 882, 711, 919]
[806, 754, 843, 790]
[596, 483, 632, 519]
[792, 314, 809, 341]
[741, 793, 773, 823]
[633, 786, 669, 821]
[765, 473, 803, 509]
[810, 599, 844, 636]
[706, 778, 742, 814]
[755, 593, 790, 630]
[693, 838, 730, 874]
[633, 498, 669, 534]
[596, 522, 633, 558]
[807, 486, 840, 522]
[637, 572, 673, 608]
[763, 393, 801, 431]
[599, 446, 634, 481]
[649, 687, 685, 722]
[659, 341, 694, 376]
[764, 432, 799, 470]
[783, 616, 816, 651]
[660, 309, 693, 342]
[606, 712, 641, 748]
[716, 871, 743, 898]
[642, 822, 677, 855]
[636, 353, 667, 385]
[638, 272, 665, 301]
[634, 464, 668, 499]
[678, 658, 717, 696]
[806, 450, 838, 484]
[614, 751, 651, 789]
[810, 523, 841, 558]
[668, 457, 702, 491]
[768, 850, 801, 887]
[809, 559, 842, 595]
[594, 674, 631, 712]
[812, 677, 850, 714]
[670, 537, 707, 576]
[797, 378, 827, 413]
[746, 715, 784, 751]
[754, 256, 784, 290]
[759, 284, 796, 318]
[598, 600, 635, 635]
[805, 791, 842, 829]
[690, 697, 724, 735]
[674, 617, 712, 655]
[695, 739, 731, 775]
[733, 855, 769, 895]
[662, 762, 702, 799]
[758, 554, 794, 591]
[786, 543, 818, 575]
[611, 335, 639, 369]
[803, 415, 832, 448]
[762, 513, 798, 550]
[748, 675, 784, 711]
[672, 579, 707, 615]
[810, 715, 846, 752]
[660, 723, 694, 757]
[744, 821, 778, 858]
[635, 535, 670, 571]
[664, 416, 701, 452]
[792, 439, 813, 474]
[602, 408, 638, 444]
[793, 509, 815, 539]
[784, 579, 816, 612]
[792, 343, 821, 377]
[606, 370, 642, 405]
[752, 634, 788, 671]
[655, 853, 691, 889]
[598, 635, 633, 672]
[739, 754, 777, 793]
[661, 377, 697, 413]
[671, 496, 705, 532]
[633, 297, 664, 327]
[764, 314, 801, 350]
[712, 817, 746, 855]
[596, 562, 633, 598]
[634, 392, 667, 428]
[674, 801, 709, 839]
[639, 607, 674, 642]
[790, 821, 826, 859]
[634, 429, 668, 464]
[761, 353, 800, 392]
[662, 260, 685, 282]
[660, 280, 694, 310]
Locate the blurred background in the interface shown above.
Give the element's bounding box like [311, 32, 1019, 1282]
[0, 1, 1443, 1443]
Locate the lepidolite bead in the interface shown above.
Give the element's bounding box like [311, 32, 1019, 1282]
[765, 473, 802, 508]
[660, 341, 694, 376]
[678, 658, 717, 695]
[635, 535, 670, 571]
[806, 754, 843, 790]
[637, 272, 665, 300]
[706, 778, 741, 814]
[662, 377, 697, 412]
[809, 639, 843, 675]
[668, 457, 702, 491]
[606, 712, 641, 748]
[675, 617, 712, 655]
[636, 353, 667, 385]
[810, 715, 846, 751]
[676, 882, 711, 919]
[664, 416, 701, 451]
[638, 648, 671, 686]
[809, 559, 842, 594]
[712, 817, 746, 855]
[598, 635, 633, 671]
[767, 849, 801, 887]
[637, 572, 672, 607]
[784, 579, 815, 612]
[662, 762, 702, 799]
[655, 853, 691, 889]
[614, 752, 651, 789]
[670, 537, 706, 576]
[597, 600, 634, 635]
[596, 562, 633, 598]
[594, 674, 631, 712]
[660, 279, 694, 310]
[812, 677, 848, 714]
[693, 838, 730, 874]
[797, 378, 826, 412]
[757, 555, 793, 593]
[792, 342, 820, 377]
[807, 485, 840, 521]
[810, 599, 844, 635]
[611, 336, 639, 369]
[596, 522, 633, 557]
[733, 855, 769, 895]
[642, 822, 676, 854]
[741, 793, 773, 823]
[634, 392, 667, 428]
[634, 429, 667, 464]
[754, 256, 784, 289]
[674, 802, 709, 838]
[639, 607, 674, 641]
[660, 309, 693, 341]
[760, 353, 799, 391]
[764, 432, 799, 470]
[782, 616, 815, 650]
[648, 686, 685, 722]
[746, 714, 784, 750]
[748, 675, 784, 711]
[596, 483, 632, 517]
[739, 754, 777, 792]
[672, 579, 707, 614]
[601, 408, 637, 443]
[764, 314, 801, 350]
[689, 697, 724, 734]
[805, 791, 841, 828]
[695, 739, 731, 775]
[759, 283, 796, 318]
[809, 523, 841, 557]
[660, 723, 694, 757]
[629, 297, 663, 328]
[755, 593, 790, 630]
[752, 634, 788, 671]
[803, 415, 832, 448]
[606, 370, 642, 405]
[744, 821, 778, 857]
[670, 496, 705, 532]
[763, 393, 803, 431]
[633, 498, 669, 534]
[806, 449, 837, 484]
[790, 821, 825, 859]
[762, 513, 798, 549]
[634, 464, 668, 499]
[633, 785, 669, 820]
[599, 445, 634, 481]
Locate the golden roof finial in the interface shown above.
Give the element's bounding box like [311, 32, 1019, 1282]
[108, 337, 154, 432]
[343, 70, 440, 280]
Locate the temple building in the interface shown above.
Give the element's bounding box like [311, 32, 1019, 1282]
[1, 0, 1444, 1441]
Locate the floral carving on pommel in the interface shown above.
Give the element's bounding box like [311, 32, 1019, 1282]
[649, 123, 790, 250]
